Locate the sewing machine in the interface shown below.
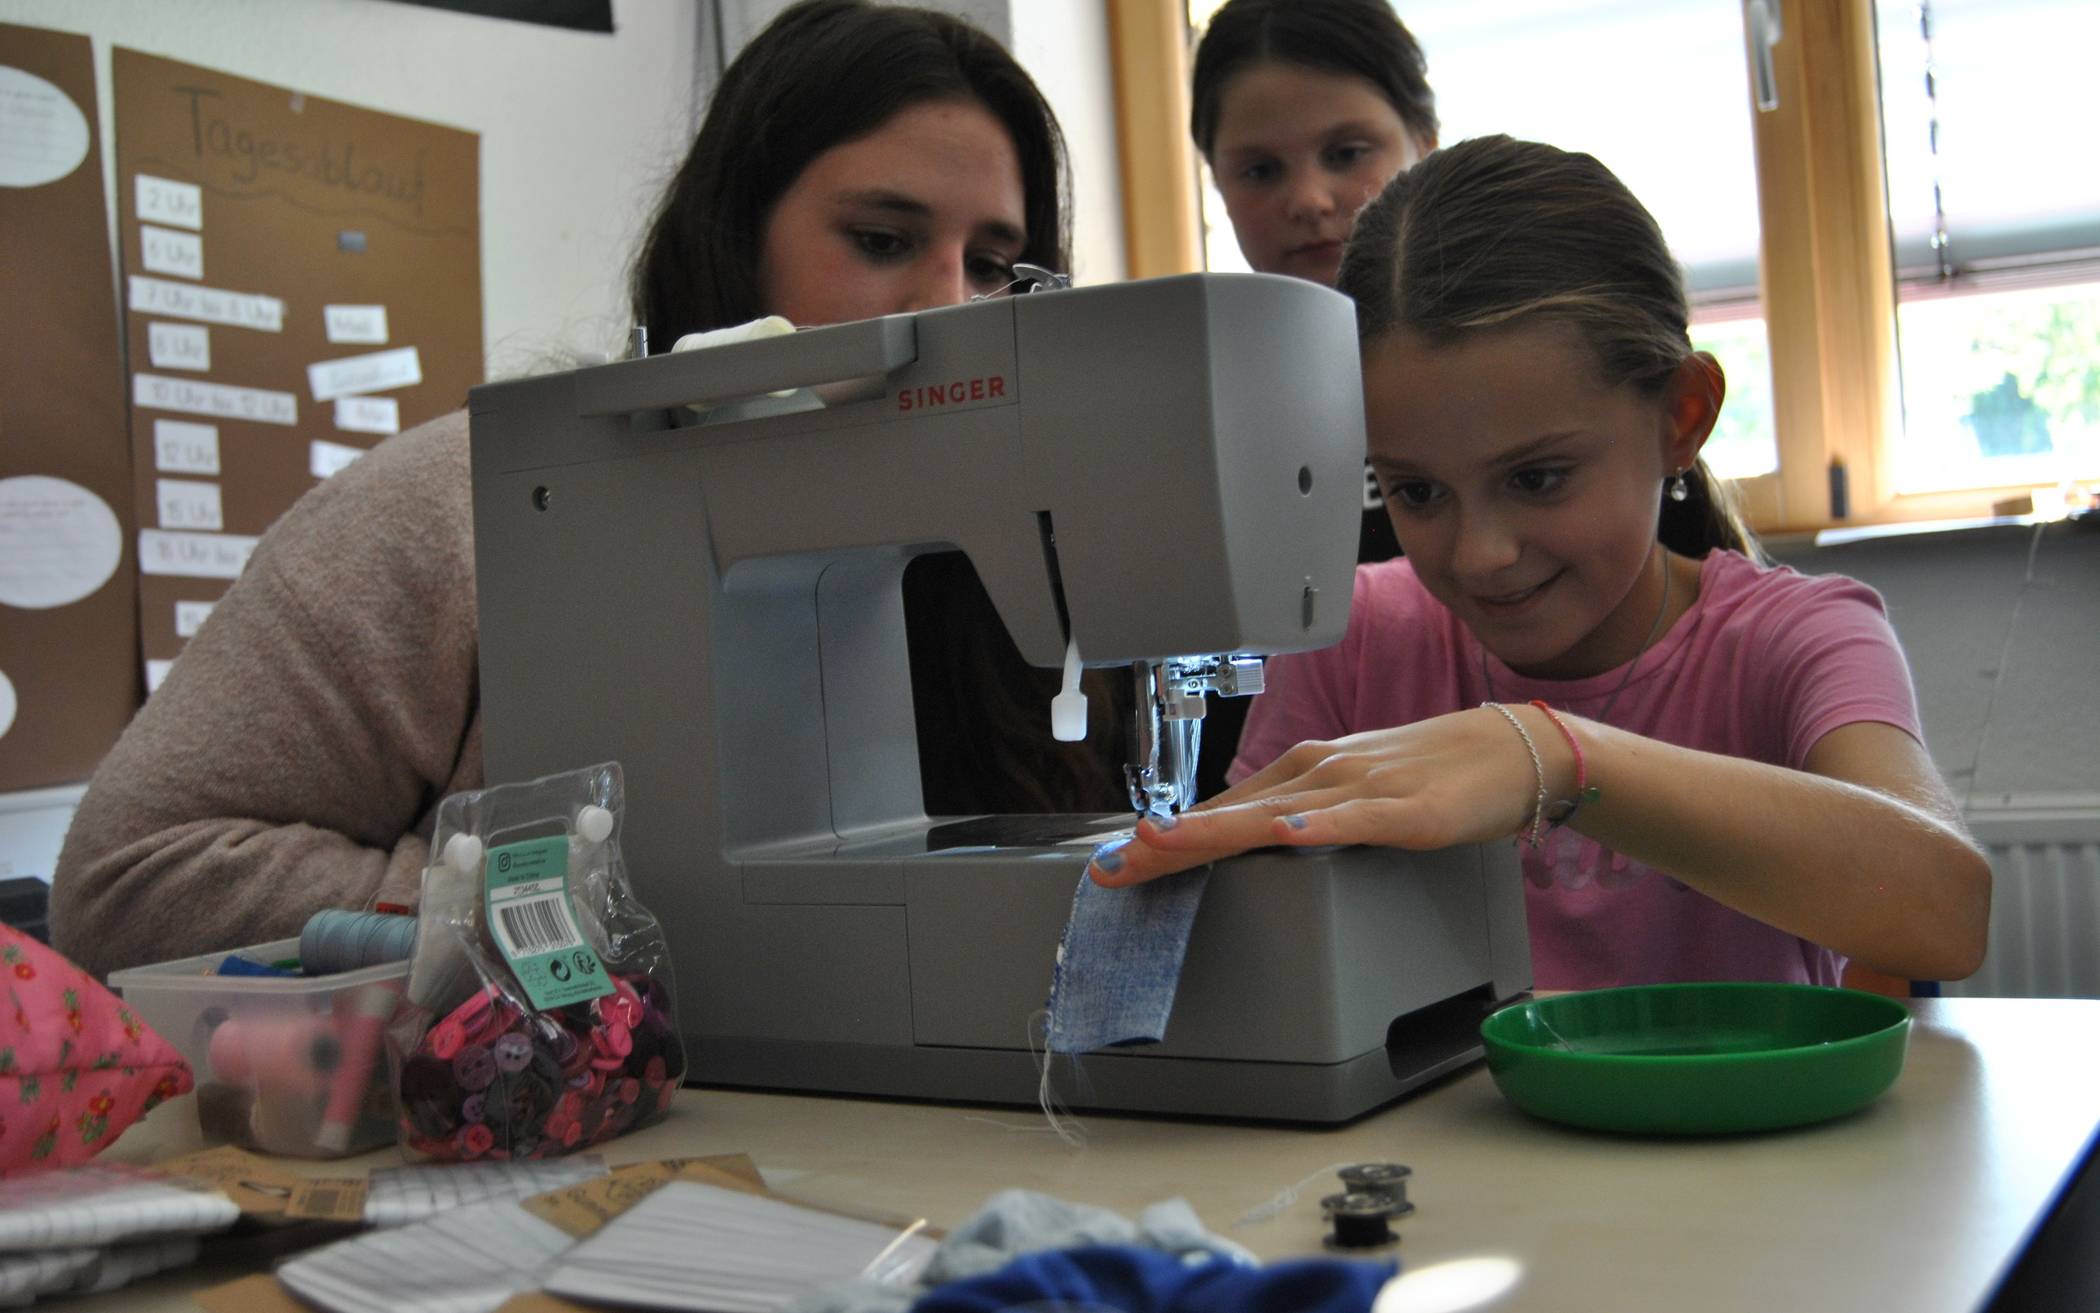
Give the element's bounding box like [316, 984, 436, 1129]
[469, 273, 1529, 1122]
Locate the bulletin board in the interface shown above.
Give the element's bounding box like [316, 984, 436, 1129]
[0, 24, 138, 793]
[112, 49, 482, 686]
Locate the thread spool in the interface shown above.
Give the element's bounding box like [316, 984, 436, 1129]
[1338, 1162, 1414, 1216]
[1322, 1190, 1403, 1250]
[301, 909, 418, 976]
[207, 1013, 341, 1097]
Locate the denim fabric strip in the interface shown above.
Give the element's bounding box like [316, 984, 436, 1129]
[1043, 867, 1209, 1055]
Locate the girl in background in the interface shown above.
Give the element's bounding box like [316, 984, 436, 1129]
[1188, 0, 1442, 797]
[1089, 137, 1990, 990]
[1191, 0, 1438, 289]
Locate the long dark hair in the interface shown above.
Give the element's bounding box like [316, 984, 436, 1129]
[1190, 0, 1438, 159]
[1340, 135, 1758, 559]
[630, 0, 1071, 346]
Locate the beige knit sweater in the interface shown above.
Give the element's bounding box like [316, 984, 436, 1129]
[51, 413, 481, 977]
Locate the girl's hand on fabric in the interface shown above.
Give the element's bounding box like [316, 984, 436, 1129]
[1086, 708, 1558, 887]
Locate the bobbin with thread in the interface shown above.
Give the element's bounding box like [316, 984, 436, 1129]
[1321, 1190, 1406, 1250]
[1338, 1161, 1414, 1215]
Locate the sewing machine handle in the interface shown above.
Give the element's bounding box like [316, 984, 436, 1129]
[573, 316, 919, 418]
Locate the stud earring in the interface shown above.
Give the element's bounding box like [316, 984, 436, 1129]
[1665, 470, 1689, 503]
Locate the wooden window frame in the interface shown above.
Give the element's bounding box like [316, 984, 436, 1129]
[1109, 0, 2058, 533]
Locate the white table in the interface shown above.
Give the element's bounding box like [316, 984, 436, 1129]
[78, 997, 2100, 1312]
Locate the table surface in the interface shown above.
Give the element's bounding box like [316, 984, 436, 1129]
[75, 996, 2100, 1313]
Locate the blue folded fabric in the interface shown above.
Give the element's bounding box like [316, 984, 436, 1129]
[1043, 861, 1209, 1054]
[912, 1245, 1395, 1313]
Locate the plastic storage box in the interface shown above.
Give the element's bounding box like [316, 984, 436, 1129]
[109, 938, 408, 1158]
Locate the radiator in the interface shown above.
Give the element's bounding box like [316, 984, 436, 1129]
[1944, 795, 2100, 999]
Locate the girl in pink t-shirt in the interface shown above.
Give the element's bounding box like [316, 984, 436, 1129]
[1088, 136, 1990, 989]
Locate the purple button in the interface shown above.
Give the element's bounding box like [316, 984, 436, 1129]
[493, 1032, 534, 1074]
[462, 1092, 487, 1124]
[453, 1043, 496, 1092]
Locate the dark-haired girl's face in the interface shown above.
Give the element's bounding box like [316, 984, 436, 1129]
[759, 99, 1028, 327]
[1210, 62, 1429, 286]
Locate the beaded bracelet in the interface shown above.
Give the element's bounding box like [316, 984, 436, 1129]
[1528, 699, 1602, 829]
[1481, 701, 1546, 849]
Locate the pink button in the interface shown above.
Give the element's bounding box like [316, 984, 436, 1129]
[593, 1020, 632, 1060]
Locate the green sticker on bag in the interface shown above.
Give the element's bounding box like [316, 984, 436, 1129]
[483, 834, 612, 1010]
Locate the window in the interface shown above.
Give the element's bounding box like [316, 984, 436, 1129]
[1147, 0, 2100, 527]
[1876, 0, 2100, 500]
[1183, 0, 1781, 481]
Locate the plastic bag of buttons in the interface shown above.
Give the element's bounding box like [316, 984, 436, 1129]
[387, 761, 685, 1161]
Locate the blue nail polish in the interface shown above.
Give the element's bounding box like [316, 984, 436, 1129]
[1150, 812, 1179, 831]
[1090, 840, 1126, 874]
[1282, 814, 1310, 830]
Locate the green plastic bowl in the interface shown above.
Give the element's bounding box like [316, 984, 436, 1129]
[1481, 983, 1911, 1135]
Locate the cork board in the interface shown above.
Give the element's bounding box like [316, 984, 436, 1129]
[0, 24, 138, 791]
[111, 48, 482, 688]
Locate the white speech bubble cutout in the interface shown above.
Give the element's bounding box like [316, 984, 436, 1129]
[0, 669, 15, 740]
[0, 66, 91, 188]
[0, 475, 124, 609]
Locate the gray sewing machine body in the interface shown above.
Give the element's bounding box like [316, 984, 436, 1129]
[469, 273, 1529, 1123]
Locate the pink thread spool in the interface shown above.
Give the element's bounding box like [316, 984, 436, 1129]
[315, 982, 399, 1153]
[207, 1011, 342, 1097]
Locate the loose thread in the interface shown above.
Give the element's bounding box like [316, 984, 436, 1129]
[1232, 1161, 1361, 1228]
[1029, 1010, 1088, 1149]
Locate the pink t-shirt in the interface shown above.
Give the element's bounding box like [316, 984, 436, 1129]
[1229, 549, 1922, 989]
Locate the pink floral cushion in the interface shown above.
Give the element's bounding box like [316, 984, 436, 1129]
[0, 926, 191, 1177]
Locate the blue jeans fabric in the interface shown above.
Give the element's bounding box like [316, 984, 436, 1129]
[1044, 865, 1210, 1055]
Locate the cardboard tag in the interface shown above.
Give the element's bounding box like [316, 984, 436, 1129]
[151, 1145, 305, 1218]
[284, 1175, 370, 1222]
[521, 1154, 762, 1238]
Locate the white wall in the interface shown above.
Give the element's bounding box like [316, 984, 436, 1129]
[1010, 0, 1127, 286]
[715, 0, 1128, 285]
[2, 0, 710, 375]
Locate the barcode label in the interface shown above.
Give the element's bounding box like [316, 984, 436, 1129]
[493, 893, 583, 957]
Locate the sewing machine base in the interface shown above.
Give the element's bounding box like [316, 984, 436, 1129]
[690, 983, 1508, 1124]
[676, 832, 1531, 1124]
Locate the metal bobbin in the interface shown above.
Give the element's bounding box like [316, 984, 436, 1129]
[1321, 1190, 1405, 1250]
[1338, 1161, 1414, 1216]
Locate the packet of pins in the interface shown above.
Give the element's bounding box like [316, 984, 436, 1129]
[387, 762, 686, 1162]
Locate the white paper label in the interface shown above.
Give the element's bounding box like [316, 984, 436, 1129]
[134, 373, 297, 427]
[140, 224, 204, 280]
[145, 659, 175, 693]
[333, 395, 399, 434]
[153, 419, 221, 474]
[309, 439, 366, 479]
[307, 346, 421, 402]
[174, 600, 216, 638]
[156, 478, 223, 532]
[0, 475, 124, 609]
[135, 174, 202, 230]
[148, 321, 211, 372]
[128, 275, 281, 331]
[138, 528, 259, 580]
[324, 304, 389, 345]
[0, 67, 91, 189]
